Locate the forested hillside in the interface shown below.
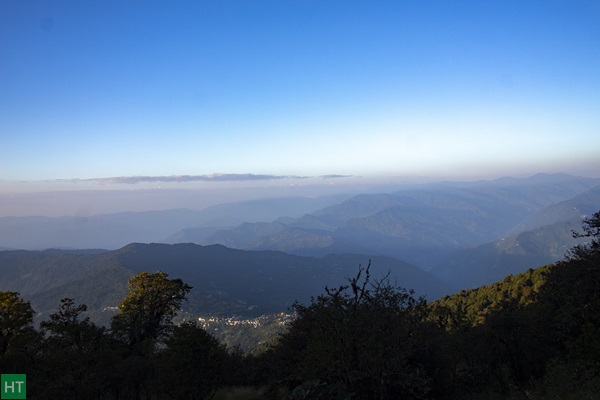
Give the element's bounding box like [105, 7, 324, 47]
[0, 244, 451, 325]
[1, 211, 599, 399]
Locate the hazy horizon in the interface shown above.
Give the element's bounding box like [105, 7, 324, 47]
[1, 170, 599, 218]
[0, 173, 440, 217]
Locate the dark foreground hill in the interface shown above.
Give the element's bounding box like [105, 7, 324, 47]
[0, 243, 452, 324]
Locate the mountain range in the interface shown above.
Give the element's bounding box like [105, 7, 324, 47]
[0, 195, 345, 250]
[184, 174, 600, 287]
[1, 173, 599, 299]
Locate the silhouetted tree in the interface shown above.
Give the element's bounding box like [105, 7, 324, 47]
[267, 263, 441, 399]
[567, 210, 600, 261]
[38, 298, 115, 399]
[0, 292, 35, 357]
[0, 291, 40, 377]
[158, 322, 229, 400]
[109, 271, 191, 400]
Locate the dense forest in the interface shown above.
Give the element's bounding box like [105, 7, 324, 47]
[1, 211, 599, 399]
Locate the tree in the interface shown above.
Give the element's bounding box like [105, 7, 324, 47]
[41, 298, 93, 338]
[158, 322, 229, 400]
[0, 291, 41, 385]
[109, 272, 192, 400]
[0, 291, 36, 357]
[267, 263, 440, 399]
[567, 210, 600, 261]
[38, 298, 115, 399]
[110, 271, 192, 354]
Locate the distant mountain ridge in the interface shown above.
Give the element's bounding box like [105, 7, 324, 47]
[511, 185, 600, 232]
[192, 175, 600, 272]
[430, 185, 600, 288]
[0, 196, 345, 250]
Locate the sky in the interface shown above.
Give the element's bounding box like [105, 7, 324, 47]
[1, 0, 599, 192]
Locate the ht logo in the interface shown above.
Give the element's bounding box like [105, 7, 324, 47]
[1, 375, 26, 399]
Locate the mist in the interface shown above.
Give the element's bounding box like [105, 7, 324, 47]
[0, 175, 388, 218]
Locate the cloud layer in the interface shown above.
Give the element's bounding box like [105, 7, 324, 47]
[55, 174, 352, 185]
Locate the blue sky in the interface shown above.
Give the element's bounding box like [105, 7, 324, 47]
[1, 0, 599, 185]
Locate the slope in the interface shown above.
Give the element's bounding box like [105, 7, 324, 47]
[0, 243, 453, 325]
[430, 186, 600, 288]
